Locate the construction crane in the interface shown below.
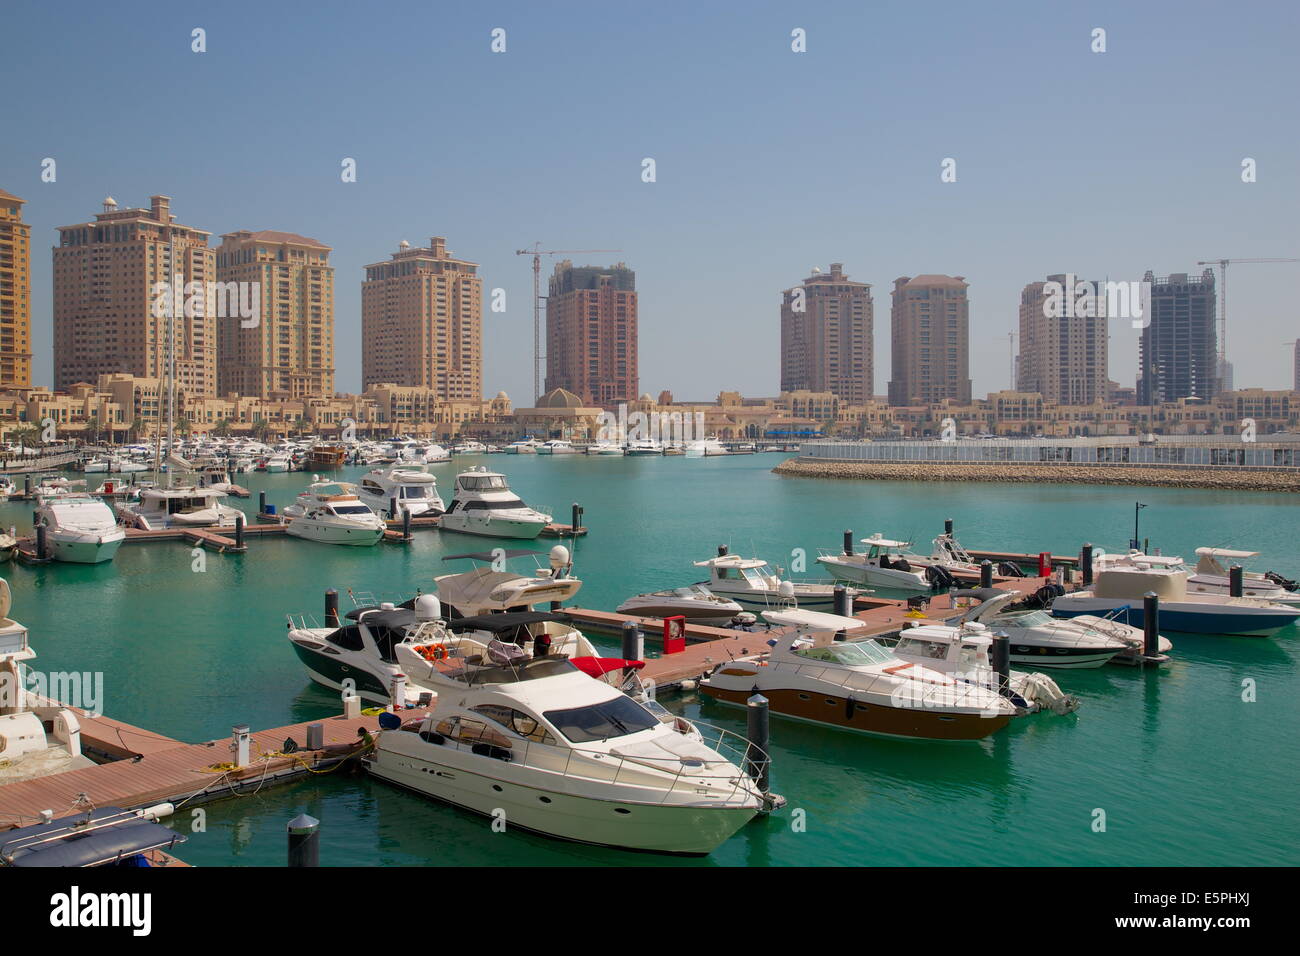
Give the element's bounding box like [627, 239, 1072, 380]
[1195, 258, 1299, 387]
[515, 243, 622, 403]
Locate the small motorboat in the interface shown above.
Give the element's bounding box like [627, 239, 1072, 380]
[694, 547, 840, 612]
[617, 585, 743, 623]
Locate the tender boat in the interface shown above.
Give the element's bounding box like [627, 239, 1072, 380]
[701, 607, 1019, 740]
[282, 480, 386, 546]
[1051, 565, 1300, 637]
[357, 464, 445, 518]
[439, 467, 551, 538]
[35, 494, 126, 563]
[432, 546, 584, 618]
[0, 579, 95, 785]
[950, 587, 1161, 667]
[364, 633, 765, 854]
[115, 487, 243, 531]
[537, 439, 579, 455]
[82, 454, 113, 474]
[693, 547, 839, 612]
[817, 534, 932, 592]
[617, 585, 744, 623]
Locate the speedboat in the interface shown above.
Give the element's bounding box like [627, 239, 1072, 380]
[505, 438, 542, 454]
[0, 578, 95, 784]
[1182, 548, 1300, 607]
[438, 467, 551, 538]
[537, 439, 578, 455]
[950, 587, 1161, 667]
[587, 440, 625, 456]
[415, 443, 451, 463]
[115, 487, 243, 530]
[35, 494, 126, 563]
[1051, 565, 1300, 637]
[33, 475, 75, 499]
[617, 585, 744, 624]
[365, 634, 764, 854]
[282, 480, 386, 546]
[701, 607, 1019, 740]
[626, 438, 664, 456]
[197, 466, 239, 493]
[684, 437, 727, 457]
[694, 548, 839, 612]
[817, 534, 932, 592]
[357, 464, 444, 518]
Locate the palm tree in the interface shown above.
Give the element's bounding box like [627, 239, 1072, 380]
[84, 414, 101, 446]
[213, 418, 233, 438]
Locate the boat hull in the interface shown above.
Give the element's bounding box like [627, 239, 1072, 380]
[48, 532, 124, 564]
[702, 682, 1010, 741]
[817, 557, 929, 592]
[289, 641, 395, 704]
[1052, 598, 1299, 637]
[285, 518, 385, 546]
[365, 747, 756, 855]
[438, 514, 548, 539]
[711, 588, 839, 613]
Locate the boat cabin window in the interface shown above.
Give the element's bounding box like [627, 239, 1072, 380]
[326, 625, 365, 652]
[462, 498, 524, 511]
[459, 475, 508, 491]
[470, 704, 555, 744]
[433, 716, 512, 750]
[545, 696, 659, 743]
[796, 639, 893, 666]
[331, 504, 372, 515]
[894, 637, 950, 661]
[400, 486, 430, 499]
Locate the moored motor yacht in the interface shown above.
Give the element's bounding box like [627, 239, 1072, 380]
[701, 607, 1019, 740]
[357, 464, 445, 518]
[617, 585, 744, 623]
[35, 494, 126, 564]
[693, 547, 840, 612]
[115, 486, 243, 531]
[537, 439, 578, 455]
[586, 439, 625, 456]
[505, 438, 542, 454]
[817, 534, 932, 592]
[438, 467, 551, 538]
[625, 438, 664, 456]
[950, 587, 1162, 667]
[684, 437, 727, 457]
[281, 480, 386, 546]
[1050, 565, 1300, 637]
[1180, 548, 1299, 606]
[364, 637, 765, 854]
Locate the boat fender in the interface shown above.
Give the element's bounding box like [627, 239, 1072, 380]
[845, 697, 858, 720]
[1034, 585, 1058, 607]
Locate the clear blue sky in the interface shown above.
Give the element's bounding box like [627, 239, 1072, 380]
[3, 0, 1297, 400]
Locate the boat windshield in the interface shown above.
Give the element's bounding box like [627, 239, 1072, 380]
[332, 504, 373, 515]
[400, 486, 431, 498]
[460, 475, 508, 491]
[894, 637, 951, 661]
[740, 566, 773, 587]
[995, 609, 1055, 627]
[796, 639, 894, 666]
[544, 695, 659, 743]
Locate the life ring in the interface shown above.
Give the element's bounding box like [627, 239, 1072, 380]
[423, 643, 449, 662]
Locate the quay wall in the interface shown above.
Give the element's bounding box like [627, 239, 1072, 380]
[773, 457, 1300, 492]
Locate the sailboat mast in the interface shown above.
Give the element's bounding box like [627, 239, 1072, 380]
[166, 236, 176, 489]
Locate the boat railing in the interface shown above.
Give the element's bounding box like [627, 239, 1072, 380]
[417, 715, 765, 806]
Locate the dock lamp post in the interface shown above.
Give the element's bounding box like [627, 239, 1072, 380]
[1131, 502, 1147, 552]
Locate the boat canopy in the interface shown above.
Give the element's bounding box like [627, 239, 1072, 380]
[1194, 547, 1260, 559]
[569, 656, 645, 677]
[860, 535, 911, 548]
[447, 611, 565, 633]
[1093, 568, 1188, 601]
[693, 555, 769, 570]
[347, 607, 419, 629]
[761, 608, 865, 632]
[1, 808, 186, 868]
[442, 549, 544, 562]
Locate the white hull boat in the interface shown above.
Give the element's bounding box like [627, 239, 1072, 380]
[439, 467, 550, 539]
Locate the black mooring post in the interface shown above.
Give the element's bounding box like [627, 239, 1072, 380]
[991, 633, 1011, 697]
[234, 511, 245, 550]
[744, 693, 771, 795]
[980, 559, 993, 588]
[390, 496, 399, 522]
[1081, 543, 1094, 587]
[259, 490, 267, 515]
[287, 813, 320, 867]
[325, 588, 339, 627]
[1143, 591, 1160, 658]
[833, 584, 851, 619]
[843, 530, 853, 556]
[1229, 565, 1244, 598]
[35, 522, 47, 560]
[402, 506, 412, 541]
[944, 517, 954, 536]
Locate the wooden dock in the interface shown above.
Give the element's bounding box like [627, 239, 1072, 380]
[0, 707, 414, 831]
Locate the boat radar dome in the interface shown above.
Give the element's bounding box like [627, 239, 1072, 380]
[778, 581, 796, 599]
[549, 545, 570, 572]
[380, 602, 396, 611]
[413, 594, 442, 622]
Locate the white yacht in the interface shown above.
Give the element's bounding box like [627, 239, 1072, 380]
[817, 534, 932, 592]
[537, 439, 578, 455]
[684, 437, 727, 457]
[0, 579, 94, 785]
[0, 476, 15, 499]
[115, 487, 243, 531]
[950, 587, 1160, 667]
[415, 443, 451, 463]
[365, 633, 764, 854]
[263, 454, 292, 473]
[702, 607, 1019, 741]
[693, 548, 840, 612]
[617, 585, 744, 623]
[1182, 548, 1299, 606]
[452, 440, 487, 454]
[587, 440, 625, 456]
[282, 480, 386, 546]
[82, 454, 113, 474]
[35, 494, 126, 564]
[505, 438, 542, 454]
[439, 468, 551, 538]
[357, 465, 445, 518]
[626, 438, 664, 456]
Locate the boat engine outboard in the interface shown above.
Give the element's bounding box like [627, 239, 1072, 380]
[1264, 570, 1299, 591]
[997, 561, 1026, 578]
[925, 564, 956, 591]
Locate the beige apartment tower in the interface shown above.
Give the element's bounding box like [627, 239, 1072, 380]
[888, 274, 972, 406]
[544, 260, 638, 407]
[361, 237, 482, 401]
[216, 230, 334, 399]
[53, 195, 217, 394]
[0, 188, 32, 388]
[1017, 274, 1109, 405]
[780, 262, 873, 405]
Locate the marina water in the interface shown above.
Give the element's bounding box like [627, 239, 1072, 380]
[5, 455, 1296, 866]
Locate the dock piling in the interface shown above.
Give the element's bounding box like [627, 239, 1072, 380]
[571, 502, 584, 535]
[1229, 565, 1244, 597]
[744, 693, 773, 800]
[402, 506, 412, 541]
[1143, 591, 1160, 659]
[1081, 543, 1094, 586]
[620, 620, 644, 671]
[23, 475, 30, 496]
[833, 584, 851, 619]
[979, 559, 993, 588]
[305, 723, 324, 750]
[991, 631, 1011, 697]
[287, 813, 320, 868]
[259, 491, 267, 515]
[35, 522, 47, 561]
[843, 529, 853, 556]
[390, 496, 399, 521]
[234, 511, 245, 551]
[325, 588, 339, 627]
[944, 518, 954, 536]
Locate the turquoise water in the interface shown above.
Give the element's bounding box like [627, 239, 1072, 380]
[4, 455, 1297, 866]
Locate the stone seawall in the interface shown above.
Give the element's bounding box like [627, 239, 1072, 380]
[773, 457, 1300, 493]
